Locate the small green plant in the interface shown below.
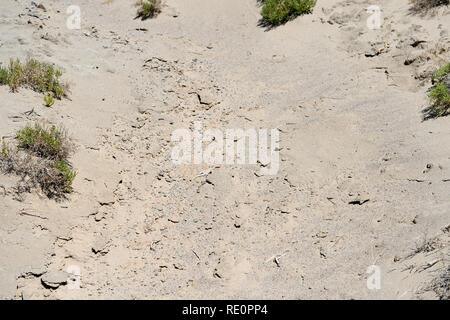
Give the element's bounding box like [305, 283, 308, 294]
[44, 94, 55, 107]
[1, 140, 9, 158]
[0, 58, 68, 99]
[16, 123, 69, 160]
[54, 159, 77, 192]
[429, 84, 450, 116]
[261, 0, 316, 25]
[428, 63, 450, 117]
[7, 58, 24, 91]
[135, 0, 162, 19]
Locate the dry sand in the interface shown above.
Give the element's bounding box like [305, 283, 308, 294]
[0, 0, 449, 299]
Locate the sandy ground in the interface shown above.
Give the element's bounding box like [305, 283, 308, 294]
[0, 0, 449, 299]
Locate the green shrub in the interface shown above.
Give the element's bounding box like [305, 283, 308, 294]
[429, 83, 450, 116]
[135, 0, 162, 19]
[0, 58, 68, 99]
[432, 63, 450, 83]
[261, 0, 316, 25]
[1, 122, 76, 198]
[427, 63, 450, 117]
[54, 159, 77, 192]
[16, 123, 70, 160]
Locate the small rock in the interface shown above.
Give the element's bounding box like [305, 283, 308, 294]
[348, 198, 370, 205]
[404, 56, 416, 66]
[92, 238, 109, 255]
[19, 266, 46, 279]
[37, 4, 46, 12]
[348, 190, 370, 205]
[41, 271, 68, 289]
[173, 263, 185, 270]
[423, 163, 433, 173]
[365, 47, 380, 57]
[97, 186, 115, 205]
[315, 231, 328, 238]
[197, 91, 217, 107]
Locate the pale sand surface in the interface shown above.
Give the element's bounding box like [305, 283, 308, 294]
[0, 0, 449, 299]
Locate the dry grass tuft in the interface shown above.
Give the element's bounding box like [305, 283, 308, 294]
[424, 266, 449, 300]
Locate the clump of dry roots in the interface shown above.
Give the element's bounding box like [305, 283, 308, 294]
[410, 0, 449, 13]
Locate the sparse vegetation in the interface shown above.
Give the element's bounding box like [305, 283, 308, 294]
[428, 63, 450, 117]
[135, 0, 162, 19]
[260, 0, 316, 25]
[427, 266, 449, 300]
[0, 58, 68, 99]
[0, 122, 76, 198]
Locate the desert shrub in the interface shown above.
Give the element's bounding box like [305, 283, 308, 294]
[0, 122, 76, 198]
[260, 0, 316, 25]
[0, 151, 76, 197]
[16, 123, 70, 160]
[428, 63, 450, 117]
[0, 58, 68, 99]
[135, 0, 162, 19]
